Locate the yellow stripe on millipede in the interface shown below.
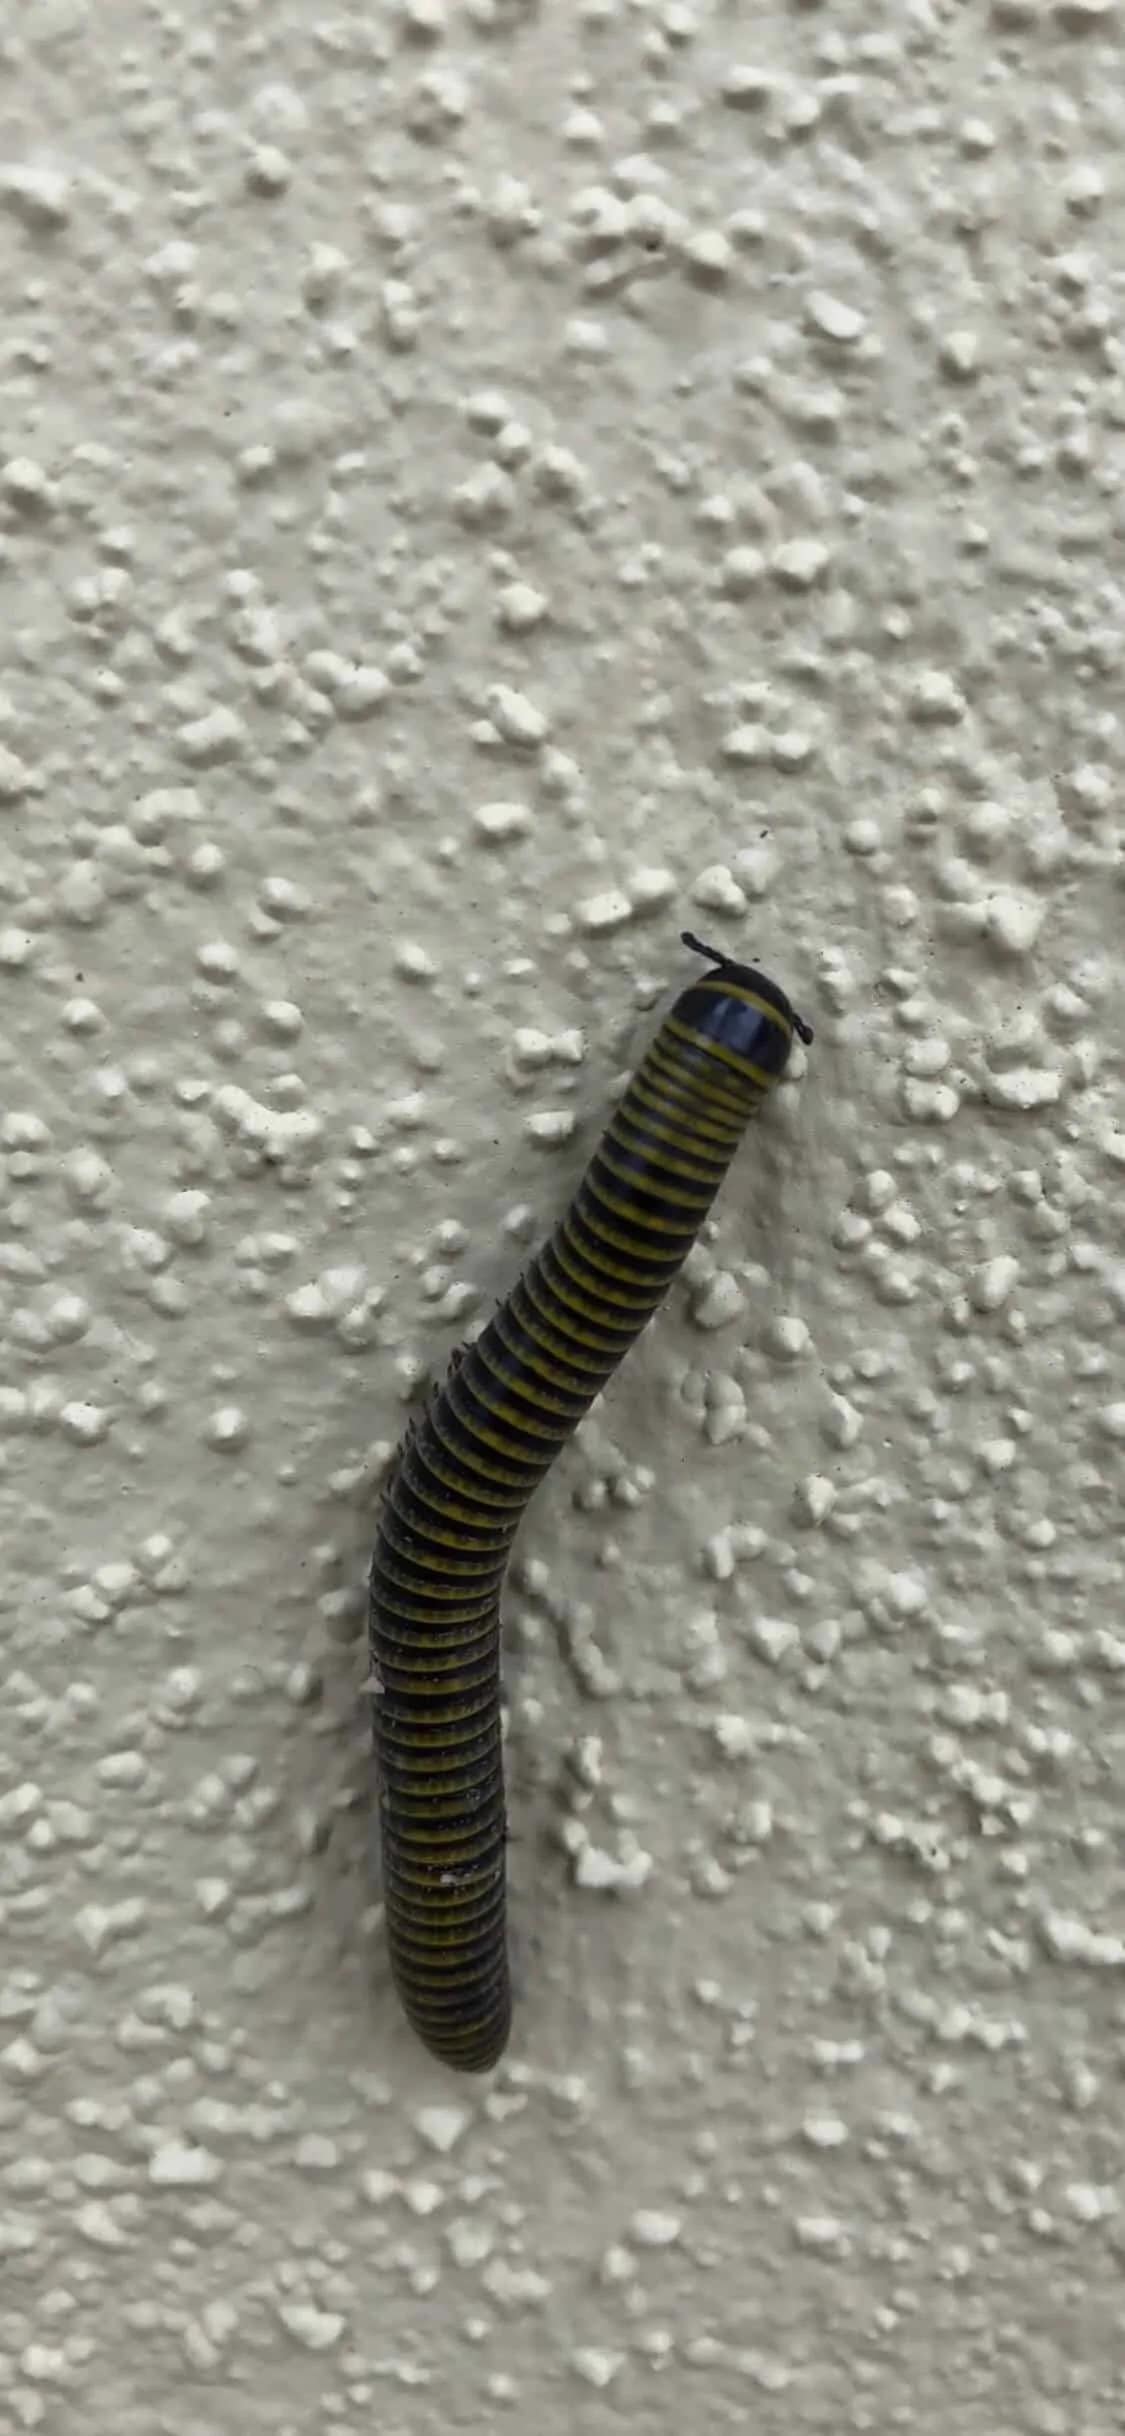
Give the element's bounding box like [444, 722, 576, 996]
[606, 1109, 731, 1185]
[521, 1262, 638, 1359]
[376, 1531, 507, 1586]
[452, 1368, 570, 1447]
[644, 1038, 752, 1118]
[522, 1291, 632, 1360]
[375, 1553, 507, 1605]
[471, 1335, 590, 1422]
[553, 1226, 672, 1308]
[374, 1595, 498, 1639]
[388, 1497, 511, 1551]
[577, 1180, 702, 1244]
[593, 1138, 720, 1211]
[491, 1299, 606, 1394]
[694, 977, 794, 1032]
[663, 1015, 777, 1090]
[426, 1401, 546, 1493]
[629, 1063, 751, 1142]
[506, 1288, 617, 1377]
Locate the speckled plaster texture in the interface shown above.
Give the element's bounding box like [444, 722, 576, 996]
[1, 0, 1124, 2429]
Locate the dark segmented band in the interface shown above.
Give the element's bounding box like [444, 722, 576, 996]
[368, 934, 811, 2071]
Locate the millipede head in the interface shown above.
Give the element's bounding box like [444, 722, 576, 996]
[680, 929, 814, 1046]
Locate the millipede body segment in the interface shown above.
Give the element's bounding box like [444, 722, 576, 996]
[368, 933, 812, 2072]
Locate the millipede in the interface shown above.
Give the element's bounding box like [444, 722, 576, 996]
[368, 931, 813, 2071]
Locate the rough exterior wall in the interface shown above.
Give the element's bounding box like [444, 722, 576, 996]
[1, 3, 1123, 2430]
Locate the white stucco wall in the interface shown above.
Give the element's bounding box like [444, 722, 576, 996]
[1, 3, 1123, 2429]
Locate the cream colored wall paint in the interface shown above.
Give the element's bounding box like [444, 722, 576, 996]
[1, 2, 1123, 2429]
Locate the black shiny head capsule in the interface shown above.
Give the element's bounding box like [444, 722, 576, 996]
[680, 930, 814, 1046]
[676, 925, 818, 1081]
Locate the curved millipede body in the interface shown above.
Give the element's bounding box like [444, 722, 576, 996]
[368, 933, 813, 2071]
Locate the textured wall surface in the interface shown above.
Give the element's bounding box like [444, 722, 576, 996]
[2, 3, 1124, 2431]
